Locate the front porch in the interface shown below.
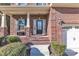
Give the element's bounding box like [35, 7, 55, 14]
[0, 6, 51, 44]
[11, 14, 50, 44]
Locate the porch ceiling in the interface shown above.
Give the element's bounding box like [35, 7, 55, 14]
[52, 3, 79, 8]
[0, 7, 49, 14]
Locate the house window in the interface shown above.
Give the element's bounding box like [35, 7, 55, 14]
[36, 3, 47, 6]
[16, 3, 28, 6]
[17, 18, 27, 36]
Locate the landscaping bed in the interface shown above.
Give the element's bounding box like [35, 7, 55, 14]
[0, 42, 28, 56]
[0, 36, 29, 56]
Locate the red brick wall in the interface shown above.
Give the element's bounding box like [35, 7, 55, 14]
[51, 7, 79, 44]
[10, 15, 17, 35]
[2, 7, 79, 44]
[19, 36, 29, 44]
[48, 8, 59, 43]
[0, 27, 8, 36]
[53, 8, 79, 24]
[10, 15, 30, 44]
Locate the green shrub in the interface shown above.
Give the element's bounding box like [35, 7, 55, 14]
[0, 42, 28, 56]
[51, 41, 66, 56]
[5, 36, 21, 43]
[0, 36, 21, 46]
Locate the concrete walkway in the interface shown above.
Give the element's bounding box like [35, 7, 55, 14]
[30, 45, 49, 56]
[65, 49, 79, 56]
[73, 49, 79, 56]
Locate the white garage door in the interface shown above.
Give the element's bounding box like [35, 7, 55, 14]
[62, 26, 79, 49]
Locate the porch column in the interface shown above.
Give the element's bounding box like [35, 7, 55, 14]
[43, 20, 46, 35]
[1, 14, 7, 27]
[1, 13, 7, 36]
[27, 13, 30, 27]
[26, 13, 30, 37]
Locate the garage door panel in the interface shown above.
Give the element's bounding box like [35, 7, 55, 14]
[62, 26, 79, 49]
[67, 28, 75, 49]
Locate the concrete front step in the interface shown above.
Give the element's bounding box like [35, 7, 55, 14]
[30, 45, 49, 56]
[30, 40, 50, 45]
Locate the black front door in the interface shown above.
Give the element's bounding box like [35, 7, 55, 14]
[36, 20, 43, 34]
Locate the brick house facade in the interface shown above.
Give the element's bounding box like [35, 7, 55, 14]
[51, 4, 79, 49]
[0, 3, 51, 44]
[1, 3, 79, 47]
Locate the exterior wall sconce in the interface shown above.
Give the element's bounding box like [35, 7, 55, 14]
[58, 18, 65, 25]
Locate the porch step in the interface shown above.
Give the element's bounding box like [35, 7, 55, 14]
[29, 35, 50, 44]
[30, 40, 50, 45]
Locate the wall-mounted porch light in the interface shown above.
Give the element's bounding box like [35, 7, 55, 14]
[58, 18, 65, 25]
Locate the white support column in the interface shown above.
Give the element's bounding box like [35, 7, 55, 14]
[1, 14, 7, 27]
[27, 13, 30, 27]
[33, 19, 36, 35]
[43, 20, 46, 35]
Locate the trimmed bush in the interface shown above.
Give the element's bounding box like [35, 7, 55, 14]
[0, 36, 21, 46]
[6, 36, 21, 43]
[0, 42, 28, 56]
[51, 41, 66, 56]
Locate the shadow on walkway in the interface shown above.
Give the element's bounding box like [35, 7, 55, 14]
[65, 49, 78, 56]
[30, 47, 44, 56]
